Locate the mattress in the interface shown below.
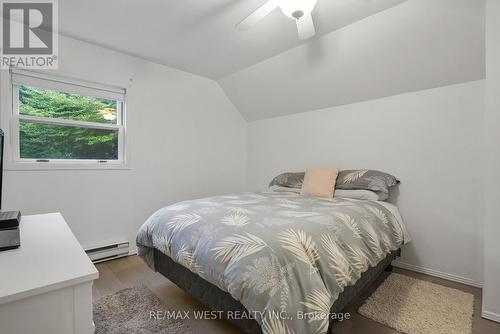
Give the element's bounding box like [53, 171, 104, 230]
[154, 248, 400, 334]
[137, 191, 409, 334]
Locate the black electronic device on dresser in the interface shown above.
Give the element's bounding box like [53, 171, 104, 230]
[0, 129, 21, 251]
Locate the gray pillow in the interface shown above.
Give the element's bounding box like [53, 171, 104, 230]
[268, 172, 305, 188]
[336, 170, 400, 194]
[269, 170, 399, 195]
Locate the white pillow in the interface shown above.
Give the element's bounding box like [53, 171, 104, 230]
[334, 189, 388, 201]
[269, 186, 301, 194]
[270, 187, 388, 201]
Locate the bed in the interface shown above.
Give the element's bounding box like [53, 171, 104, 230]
[137, 190, 410, 334]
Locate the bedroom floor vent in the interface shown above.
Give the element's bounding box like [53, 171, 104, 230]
[85, 241, 129, 263]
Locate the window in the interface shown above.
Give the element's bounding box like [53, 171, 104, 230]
[9, 70, 126, 169]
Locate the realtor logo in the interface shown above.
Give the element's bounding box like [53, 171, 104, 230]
[1, 0, 58, 68]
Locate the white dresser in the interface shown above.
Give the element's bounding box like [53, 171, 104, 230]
[0, 213, 99, 334]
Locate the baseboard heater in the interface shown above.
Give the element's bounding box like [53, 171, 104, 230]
[85, 241, 129, 263]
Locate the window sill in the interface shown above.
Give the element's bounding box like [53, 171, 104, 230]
[4, 161, 130, 171]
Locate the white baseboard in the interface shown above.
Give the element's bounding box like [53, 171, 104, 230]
[482, 310, 500, 323]
[393, 261, 483, 288]
[128, 248, 138, 256]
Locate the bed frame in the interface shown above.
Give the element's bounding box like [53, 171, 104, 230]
[154, 248, 401, 334]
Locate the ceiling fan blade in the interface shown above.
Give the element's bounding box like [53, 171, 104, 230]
[237, 0, 279, 30]
[296, 13, 316, 40]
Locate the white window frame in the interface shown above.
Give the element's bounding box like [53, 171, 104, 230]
[6, 69, 128, 170]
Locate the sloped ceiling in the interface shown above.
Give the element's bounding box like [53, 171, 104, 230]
[58, 0, 406, 79]
[219, 0, 486, 121]
[58, 0, 485, 121]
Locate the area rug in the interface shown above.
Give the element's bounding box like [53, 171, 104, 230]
[94, 285, 193, 334]
[358, 273, 474, 334]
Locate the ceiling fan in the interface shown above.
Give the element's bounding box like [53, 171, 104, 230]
[237, 0, 318, 40]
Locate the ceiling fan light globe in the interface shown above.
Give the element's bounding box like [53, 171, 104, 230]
[279, 0, 318, 19]
[292, 10, 304, 19]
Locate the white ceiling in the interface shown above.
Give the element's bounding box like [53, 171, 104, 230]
[59, 0, 407, 79]
[221, 0, 485, 120]
[58, 0, 485, 121]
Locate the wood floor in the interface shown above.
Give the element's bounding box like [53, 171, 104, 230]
[93, 255, 500, 334]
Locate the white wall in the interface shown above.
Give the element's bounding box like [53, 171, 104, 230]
[247, 80, 485, 285]
[482, 0, 500, 322]
[220, 0, 485, 121]
[0, 2, 491, 302]
[0, 35, 247, 251]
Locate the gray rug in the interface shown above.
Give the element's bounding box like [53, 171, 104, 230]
[94, 285, 193, 334]
[358, 273, 474, 334]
